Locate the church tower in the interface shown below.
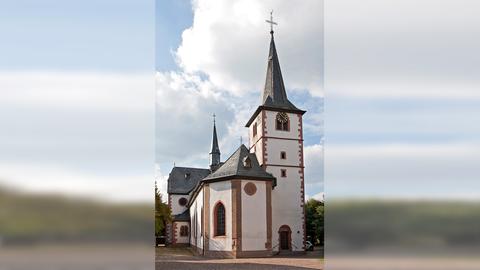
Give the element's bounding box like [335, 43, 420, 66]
[246, 26, 306, 252]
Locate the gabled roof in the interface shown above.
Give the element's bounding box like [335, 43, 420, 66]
[203, 144, 275, 181]
[173, 209, 190, 222]
[167, 167, 211, 194]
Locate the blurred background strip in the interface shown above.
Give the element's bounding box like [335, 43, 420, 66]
[325, 0, 480, 269]
[0, 1, 155, 269]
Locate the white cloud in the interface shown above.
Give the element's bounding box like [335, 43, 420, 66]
[0, 71, 154, 203]
[155, 163, 169, 200]
[305, 192, 324, 202]
[0, 71, 154, 112]
[326, 0, 480, 99]
[176, 0, 323, 97]
[304, 144, 324, 194]
[155, 71, 235, 166]
[313, 192, 325, 201]
[0, 162, 152, 202]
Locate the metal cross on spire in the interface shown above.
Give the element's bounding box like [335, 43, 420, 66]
[265, 10, 277, 34]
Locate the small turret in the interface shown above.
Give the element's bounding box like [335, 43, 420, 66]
[210, 114, 221, 171]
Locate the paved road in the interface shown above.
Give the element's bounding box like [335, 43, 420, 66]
[155, 247, 323, 270]
[0, 244, 153, 270]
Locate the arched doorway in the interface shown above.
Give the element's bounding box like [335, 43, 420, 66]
[278, 225, 292, 251]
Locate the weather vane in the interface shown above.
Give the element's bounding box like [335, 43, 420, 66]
[265, 10, 277, 33]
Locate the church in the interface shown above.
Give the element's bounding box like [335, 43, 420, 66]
[166, 26, 307, 258]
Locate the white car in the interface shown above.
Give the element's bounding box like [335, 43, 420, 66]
[306, 241, 314, 251]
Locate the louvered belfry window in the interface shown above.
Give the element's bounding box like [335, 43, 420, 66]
[215, 203, 226, 236]
[275, 112, 289, 131]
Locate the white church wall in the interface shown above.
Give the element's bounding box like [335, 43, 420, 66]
[262, 111, 305, 252]
[266, 139, 301, 166]
[249, 115, 264, 165]
[269, 166, 304, 251]
[251, 138, 264, 166]
[170, 194, 189, 215]
[241, 180, 267, 251]
[189, 188, 204, 249]
[189, 201, 196, 246]
[208, 181, 232, 251]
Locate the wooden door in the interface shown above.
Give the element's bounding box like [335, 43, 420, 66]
[280, 231, 289, 250]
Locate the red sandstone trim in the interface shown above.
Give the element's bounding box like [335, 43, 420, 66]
[172, 222, 178, 245]
[231, 180, 242, 255]
[264, 164, 304, 168]
[266, 181, 272, 250]
[261, 110, 267, 167]
[298, 114, 307, 251]
[249, 135, 304, 151]
[168, 195, 173, 244]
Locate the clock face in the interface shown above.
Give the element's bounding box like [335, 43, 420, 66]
[276, 112, 289, 123]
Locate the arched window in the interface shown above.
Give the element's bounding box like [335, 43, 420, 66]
[275, 112, 289, 131]
[214, 202, 226, 236]
[180, 225, 189, 237]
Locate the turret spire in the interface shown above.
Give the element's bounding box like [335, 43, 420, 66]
[210, 113, 221, 170]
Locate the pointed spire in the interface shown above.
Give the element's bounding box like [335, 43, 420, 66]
[245, 13, 306, 128]
[261, 22, 301, 111]
[210, 113, 221, 170]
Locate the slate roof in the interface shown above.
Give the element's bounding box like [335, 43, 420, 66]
[167, 167, 211, 194]
[173, 209, 190, 222]
[203, 144, 275, 181]
[262, 33, 303, 112]
[246, 32, 305, 127]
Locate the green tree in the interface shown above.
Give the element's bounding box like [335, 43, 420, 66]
[155, 181, 172, 236]
[306, 198, 324, 246]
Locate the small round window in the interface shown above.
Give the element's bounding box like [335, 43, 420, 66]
[179, 197, 188, 206]
[244, 182, 257, 196]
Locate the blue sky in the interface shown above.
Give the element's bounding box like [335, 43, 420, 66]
[155, 0, 192, 71]
[1, 0, 479, 202]
[0, 0, 156, 202]
[0, 0, 153, 71]
[154, 0, 324, 200]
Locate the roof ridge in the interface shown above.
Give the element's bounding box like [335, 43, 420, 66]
[173, 166, 209, 170]
[202, 144, 275, 182]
